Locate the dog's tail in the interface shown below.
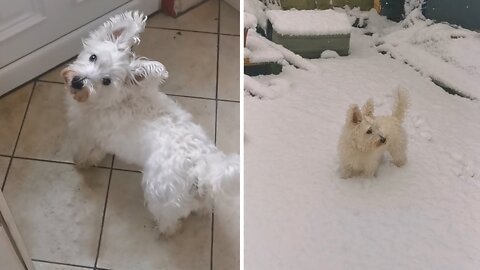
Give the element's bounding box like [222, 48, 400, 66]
[197, 153, 240, 198]
[392, 87, 408, 123]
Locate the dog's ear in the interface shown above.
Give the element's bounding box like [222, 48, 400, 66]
[347, 105, 362, 125]
[128, 58, 169, 85]
[361, 98, 374, 117]
[86, 11, 146, 50]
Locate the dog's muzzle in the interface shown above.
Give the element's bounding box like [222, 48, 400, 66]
[380, 136, 387, 144]
[71, 76, 85, 90]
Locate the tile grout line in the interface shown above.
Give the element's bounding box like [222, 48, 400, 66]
[214, 0, 221, 142]
[3, 154, 142, 173]
[5, 155, 111, 170]
[32, 80, 240, 103]
[217, 98, 239, 103]
[145, 25, 239, 37]
[93, 156, 115, 270]
[211, 0, 221, 269]
[1, 81, 36, 191]
[32, 258, 104, 269]
[35, 79, 72, 85]
[0, 81, 35, 100]
[169, 93, 239, 103]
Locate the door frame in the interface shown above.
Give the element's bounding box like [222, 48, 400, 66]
[0, 190, 34, 270]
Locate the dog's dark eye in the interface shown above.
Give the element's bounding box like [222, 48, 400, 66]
[102, 77, 111, 86]
[366, 128, 372, 134]
[89, 54, 97, 62]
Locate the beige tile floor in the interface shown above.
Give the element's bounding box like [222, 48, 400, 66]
[0, 1, 239, 269]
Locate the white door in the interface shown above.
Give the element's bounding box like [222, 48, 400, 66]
[0, 0, 159, 95]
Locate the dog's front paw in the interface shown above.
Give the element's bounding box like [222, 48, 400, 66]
[74, 157, 93, 168]
[73, 155, 98, 168]
[363, 168, 378, 178]
[157, 221, 182, 238]
[339, 169, 353, 179]
[393, 159, 406, 167]
[74, 148, 106, 168]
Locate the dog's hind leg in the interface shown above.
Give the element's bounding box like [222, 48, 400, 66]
[141, 170, 197, 236]
[195, 152, 240, 196]
[388, 133, 407, 167]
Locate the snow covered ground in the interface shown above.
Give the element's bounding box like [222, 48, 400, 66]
[245, 27, 480, 270]
[368, 9, 480, 99]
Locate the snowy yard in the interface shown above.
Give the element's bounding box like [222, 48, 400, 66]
[245, 8, 480, 270]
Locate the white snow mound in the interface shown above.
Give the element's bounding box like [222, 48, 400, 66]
[266, 9, 352, 36]
[321, 50, 340, 59]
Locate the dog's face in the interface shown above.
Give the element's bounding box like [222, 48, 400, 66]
[61, 11, 168, 103]
[62, 41, 131, 102]
[344, 99, 387, 151]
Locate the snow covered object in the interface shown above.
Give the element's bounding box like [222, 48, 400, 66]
[266, 10, 351, 58]
[266, 9, 351, 36]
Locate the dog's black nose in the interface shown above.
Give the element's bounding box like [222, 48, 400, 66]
[71, 76, 84, 90]
[380, 136, 387, 143]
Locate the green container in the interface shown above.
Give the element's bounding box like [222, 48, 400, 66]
[244, 62, 283, 76]
[316, 0, 331, 9]
[280, 0, 373, 11]
[279, 0, 316, 10]
[332, 0, 348, 7]
[270, 29, 350, 58]
[331, 0, 373, 11]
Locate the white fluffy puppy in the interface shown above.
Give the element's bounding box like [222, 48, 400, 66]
[61, 11, 239, 235]
[338, 89, 408, 178]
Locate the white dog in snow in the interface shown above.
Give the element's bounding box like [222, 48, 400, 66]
[338, 88, 408, 178]
[61, 11, 239, 235]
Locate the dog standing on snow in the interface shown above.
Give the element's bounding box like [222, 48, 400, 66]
[61, 11, 239, 235]
[338, 89, 408, 178]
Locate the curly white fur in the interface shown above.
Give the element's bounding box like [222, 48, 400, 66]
[338, 88, 408, 178]
[61, 11, 239, 235]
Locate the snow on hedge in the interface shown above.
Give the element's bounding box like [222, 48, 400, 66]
[245, 12, 258, 29]
[404, 0, 424, 16]
[332, 6, 480, 99]
[245, 0, 271, 30]
[375, 9, 480, 99]
[266, 9, 352, 36]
